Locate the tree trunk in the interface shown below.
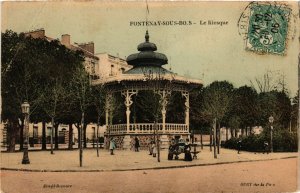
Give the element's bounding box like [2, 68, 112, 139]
[77, 126, 80, 149]
[226, 127, 228, 141]
[19, 120, 24, 151]
[200, 130, 203, 150]
[54, 124, 59, 150]
[209, 127, 212, 152]
[217, 123, 220, 154]
[80, 112, 84, 167]
[230, 128, 234, 139]
[7, 120, 17, 152]
[68, 123, 73, 150]
[50, 117, 54, 154]
[83, 124, 87, 148]
[213, 118, 217, 159]
[41, 121, 46, 150]
[96, 116, 100, 157]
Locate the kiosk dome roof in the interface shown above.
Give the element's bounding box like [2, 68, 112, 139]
[126, 30, 168, 67]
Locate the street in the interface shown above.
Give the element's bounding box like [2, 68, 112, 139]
[1, 158, 297, 193]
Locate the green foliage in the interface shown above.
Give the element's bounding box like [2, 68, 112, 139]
[202, 81, 234, 123]
[257, 91, 291, 128]
[273, 130, 298, 152]
[112, 93, 126, 124]
[1, 30, 87, 151]
[166, 91, 185, 123]
[132, 90, 161, 123]
[290, 91, 298, 132]
[227, 86, 259, 128]
[2, 30, 85, 123]
[223, 130, 297, 152]
[87, 85, 106, 124]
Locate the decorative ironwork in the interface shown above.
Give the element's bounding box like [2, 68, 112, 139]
[181, 91, 190, 127]
[107, 123, 188, 135]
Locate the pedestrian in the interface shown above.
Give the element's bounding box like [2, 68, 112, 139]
[152, 141, 157, 157]
[134, 137, 140, 152]
[237, 138, 242, 154]
[170, 137, 175, 146]
[263, 141, 269, 154]
[149, 140, 154, 155]
[109, 138, 116, 155]
[184, 139, 192, 161]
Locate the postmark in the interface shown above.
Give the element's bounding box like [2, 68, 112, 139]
[238, 2, 294, 55]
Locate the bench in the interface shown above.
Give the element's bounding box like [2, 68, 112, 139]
[91, 143, 104, 148]
[190, 144, 200, 159]
[191, 151, 200, 159]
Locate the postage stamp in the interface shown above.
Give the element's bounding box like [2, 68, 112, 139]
[238, 2, 292, 55]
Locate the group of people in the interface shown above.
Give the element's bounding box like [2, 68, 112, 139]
[134, 137, 158, 157]
[108, 137, 141, 155]
[109, 136, 271, 156]
[134, 137, 159, 157]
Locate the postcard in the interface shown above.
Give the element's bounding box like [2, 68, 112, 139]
[1, 1, 299, 193]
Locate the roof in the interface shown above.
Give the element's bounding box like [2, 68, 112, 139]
[92, 30, 203, 87]
[126, 30, 168, 67]
[92, 73, 202, 86]
[123, 66, 173, 75]
[68, 44, 99, 60]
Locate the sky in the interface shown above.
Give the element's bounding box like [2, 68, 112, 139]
[2, 1, 299, 96]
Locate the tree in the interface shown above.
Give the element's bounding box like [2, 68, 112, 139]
[202, 81, 234, 157]
[227, 86, 259, 136]
[2, 30, 85, 153]
[2, 30, 48, 151]
[39, 41, 84, 153]
[228, 115, 241, 138]
[70, 66, 92, 167]
[189, 87, 207, 149]
[291, 91, 299, 132]
[166, 91, 185, 124]
[257, 91, 291, 129]
[142, 67, 175, 162]
[90, 85, 106, 157]
[250, 70, 278, 93]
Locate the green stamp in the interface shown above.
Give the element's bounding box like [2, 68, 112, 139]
[246, 3, 291, 55]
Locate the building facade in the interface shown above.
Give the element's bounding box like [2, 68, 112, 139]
[95, 53, 131, 78]
[0, 29, 133, 150]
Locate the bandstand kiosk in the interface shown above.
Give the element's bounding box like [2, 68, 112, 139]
[92, 31, 202, 149]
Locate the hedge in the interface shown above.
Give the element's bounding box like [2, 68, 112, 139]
[223, 130, 298, 152]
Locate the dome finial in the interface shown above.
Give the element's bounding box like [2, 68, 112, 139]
[145, 30, 149, 42]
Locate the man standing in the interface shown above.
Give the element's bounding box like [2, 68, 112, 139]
[263, 141, 269, 154]
[152, 142, 157, 157]
[237, 138, 242, 154]
[109, 138, 116, 155]
[134, 137, 140, 152]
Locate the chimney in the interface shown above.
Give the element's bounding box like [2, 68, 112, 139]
[61, 34, 71, 47]
[78, 42, 94, 54]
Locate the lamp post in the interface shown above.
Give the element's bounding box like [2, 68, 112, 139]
[268, 116, 274, 153]
[21, 101, 30, 164]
